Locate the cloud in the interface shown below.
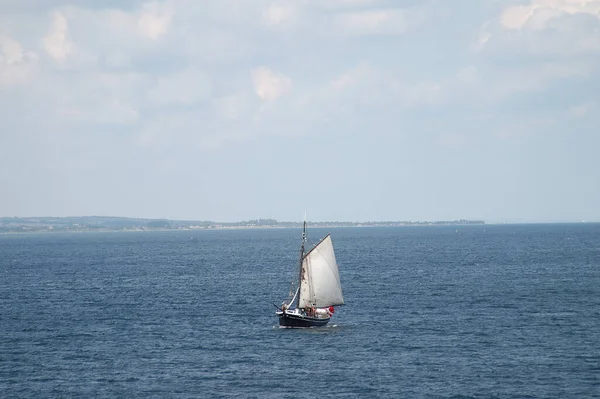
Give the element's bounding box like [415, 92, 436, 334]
[137, 1, 173, 40]
[0, 35, 38, 87]
[501, 0, 600, 30]
[330, 61, 374, 90]
[1, 1, 597, 145]
[1, 0, 600, 222]
[334, 8, 413, 36]
[471, 21, 492, 51]
[251, 66, 292, 101]
[42, 11, 73, 62]
[0, 35, 26, 64]
[476, 0, 600, 60]
[262, 2, 299, 29]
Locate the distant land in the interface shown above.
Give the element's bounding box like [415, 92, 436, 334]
[0, 216, 485, 233]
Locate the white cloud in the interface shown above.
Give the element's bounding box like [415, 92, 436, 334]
[471, 21, 492, 51]
[251, 67, 292, 101]
[501, 5, 538, 30]
[330, 61, 374, 90]
[1, 0, 599, 222]
[262, 2, 299, 29]
[0, 35, 38, 87]
[475, 31, 491, 48]
[501, 0, 600, 30]
[334, 8, 413, 35]
[0, 2, 597, 142]
[42, 11, 73, 62]
[479, 0, 600, 58]
[138, 1, 173, 40]
[0, 34, 25, 64]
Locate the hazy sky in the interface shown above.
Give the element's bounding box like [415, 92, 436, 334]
[1, 0, 599, 223]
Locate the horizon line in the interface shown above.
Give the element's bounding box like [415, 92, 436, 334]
[1, 215, 598, 224]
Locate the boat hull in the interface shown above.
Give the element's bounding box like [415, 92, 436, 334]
[277, 311, 330, 328]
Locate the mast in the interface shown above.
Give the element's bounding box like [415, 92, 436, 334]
[295, 214, 307, 309]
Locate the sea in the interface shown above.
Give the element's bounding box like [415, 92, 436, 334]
[1, 224, 599, 398]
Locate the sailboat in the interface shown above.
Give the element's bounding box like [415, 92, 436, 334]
[276, 218, 344, 328]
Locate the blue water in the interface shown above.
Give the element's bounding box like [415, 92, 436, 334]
[1, 224, 599, 398]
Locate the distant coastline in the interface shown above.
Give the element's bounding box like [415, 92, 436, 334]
[0, 216, 485, 233]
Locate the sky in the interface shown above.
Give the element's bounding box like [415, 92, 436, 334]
[1, 0, 599, 223]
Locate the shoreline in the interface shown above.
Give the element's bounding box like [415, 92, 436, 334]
[0, 223, 484, 235]
[2, 221, 596, 235]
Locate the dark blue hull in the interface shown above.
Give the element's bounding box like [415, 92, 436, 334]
[277, 311, 330, 328]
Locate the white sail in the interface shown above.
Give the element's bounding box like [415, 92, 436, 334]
[298, 234, 344, 308]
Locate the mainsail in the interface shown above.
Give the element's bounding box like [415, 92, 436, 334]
[298, 234, 344, 308]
